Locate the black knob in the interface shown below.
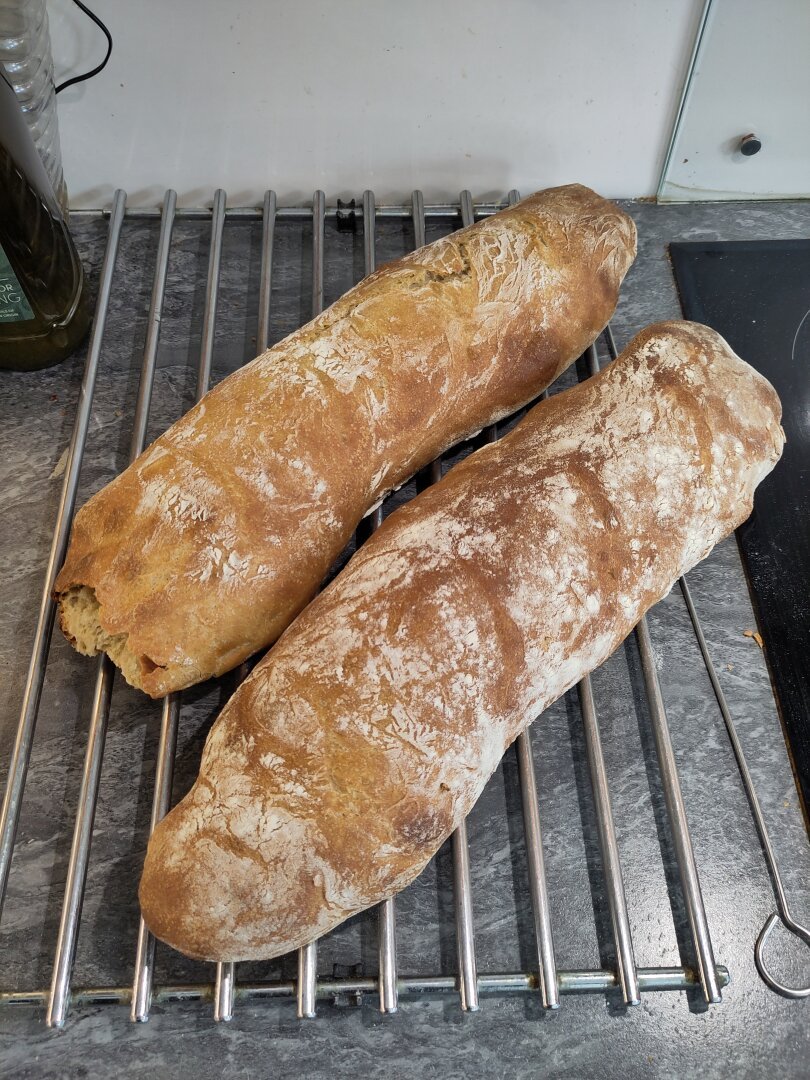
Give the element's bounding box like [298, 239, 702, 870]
[740, 133, 762, 157]
[336, 197, 357, 231]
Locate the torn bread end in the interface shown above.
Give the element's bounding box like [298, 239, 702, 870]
[57, 585, 156, 693]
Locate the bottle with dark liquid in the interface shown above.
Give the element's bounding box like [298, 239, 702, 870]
[0, 67, 90, 371]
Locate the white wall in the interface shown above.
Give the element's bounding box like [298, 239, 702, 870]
[659, 0, 810, 201]
[47, 0, 704, 209]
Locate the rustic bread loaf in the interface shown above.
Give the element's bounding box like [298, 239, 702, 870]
[54, 184, 636, 697]
[138, 321, 784, 962]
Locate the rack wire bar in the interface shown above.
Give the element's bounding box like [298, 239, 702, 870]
[501, 187, 561, 1011]
[0, 190, 127, 922]
[130, 191, 229, 1023]
[198, 189, 227, 399]
[599, 326, 722, 1005]
[458, 188, 475, 232]
[201, 189, 237, 1024]
[296, 189, 326, 1022]
[443, 191, 483, 1013]
[46, 190, 178, 1029]
[130, 696, 180, 1022]
[516, 730, 559, 1009]
[311, 189, 326, 318]
[45, 657, 114, 1029]
[461, 190, 495, 449]
[258, 191, 278, 353]
[0, 965, 730, 1011]
[357, 189, 399, 1015]
[209, 189, 287, 1023]
[377, 900, 398, 1016]
[213, 960, 236, 1025]
[411, 190, 426, 249]
[577, 672, 641, 1006]
[451, 820, 479, 1011]
[573, 349, 642, 1007]
[635, 619, 721, 1003]
[363, 188, 377, 277]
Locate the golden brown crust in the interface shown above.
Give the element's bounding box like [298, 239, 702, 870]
[54, 185, 636, 696]
[138, 321, 784, 962]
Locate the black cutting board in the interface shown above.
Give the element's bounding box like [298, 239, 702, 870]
[670, 240, 810, 814]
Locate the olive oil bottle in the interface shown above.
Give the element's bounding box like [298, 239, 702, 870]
[0, 67, 90, 371]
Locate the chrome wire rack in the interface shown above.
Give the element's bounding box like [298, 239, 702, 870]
[0, 188, 735, 1028]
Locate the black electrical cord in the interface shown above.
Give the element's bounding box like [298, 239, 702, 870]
[54, 0, 112, 94]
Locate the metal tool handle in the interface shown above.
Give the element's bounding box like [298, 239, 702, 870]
[679, 577, 810, 1000]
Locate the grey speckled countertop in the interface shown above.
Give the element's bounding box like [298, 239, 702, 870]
[0, 196, 809, 1079]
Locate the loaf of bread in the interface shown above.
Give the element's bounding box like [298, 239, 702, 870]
[54, 185, 636, 697]
[138, 321, 784, 962]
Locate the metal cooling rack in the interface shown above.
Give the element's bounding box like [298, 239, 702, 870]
[0, 187, 739, 1027]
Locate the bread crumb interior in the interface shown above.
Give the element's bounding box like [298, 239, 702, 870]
[58, 585, 157, 690]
